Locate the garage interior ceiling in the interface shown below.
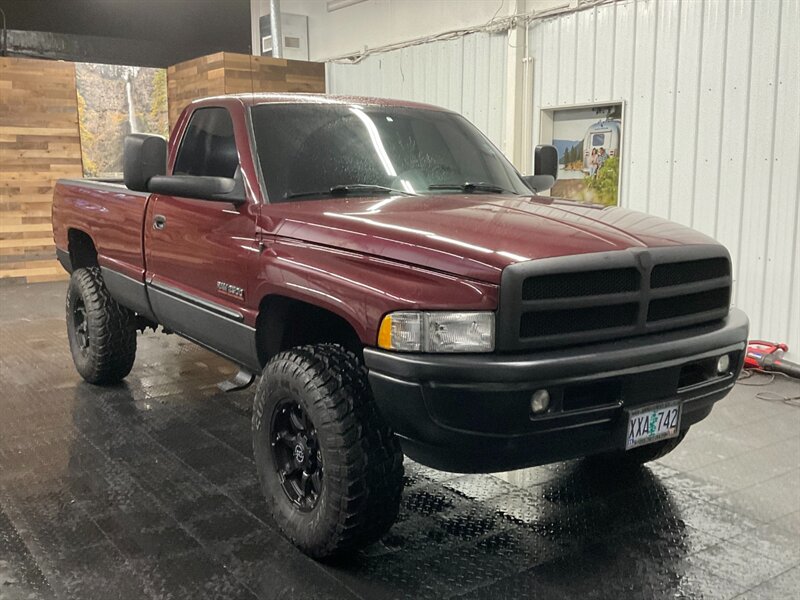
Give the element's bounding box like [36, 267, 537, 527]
[0, 0, 251, 66]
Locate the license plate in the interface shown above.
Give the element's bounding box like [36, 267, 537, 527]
[625, 402, 682, 450]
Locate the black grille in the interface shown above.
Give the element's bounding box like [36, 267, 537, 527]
[522, 268, 639, 300]
[648, 287, 730, 321]
[520, 303, 638, 337]
[651, 258, 730, 288]
[497, 247, 733, 351]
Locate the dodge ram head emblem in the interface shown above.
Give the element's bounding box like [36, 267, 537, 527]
[217, 281, 244, 300]
[635, 250, 653, 271]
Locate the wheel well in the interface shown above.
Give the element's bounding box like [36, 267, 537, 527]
[256, 296, 363, 366]
[67, 229, 98, 270]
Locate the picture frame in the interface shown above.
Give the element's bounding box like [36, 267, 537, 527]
[75, 63, 169, 179]
[539, 101, 626, 206]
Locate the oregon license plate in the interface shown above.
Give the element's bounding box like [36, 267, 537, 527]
[625, 402, 682, 450]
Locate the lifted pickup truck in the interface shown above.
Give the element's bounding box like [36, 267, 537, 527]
[53, 94, 748, 558]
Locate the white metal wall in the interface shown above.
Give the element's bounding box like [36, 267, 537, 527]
[325, 0, 800, 351]
[327, 31, 508, 148]
[529, 0, 800, 352]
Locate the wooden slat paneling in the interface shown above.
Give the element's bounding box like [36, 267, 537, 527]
[167, 52, 326, 128]
[166, 52, 227, 129]
[0, 53, 324, 285]
[223, 53, 326, 95]
[0, 57, 81, 284]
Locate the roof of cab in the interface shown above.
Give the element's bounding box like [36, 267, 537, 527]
[191, 92, 452, 113]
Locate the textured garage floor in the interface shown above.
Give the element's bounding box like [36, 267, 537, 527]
[1, 282, 798, 600]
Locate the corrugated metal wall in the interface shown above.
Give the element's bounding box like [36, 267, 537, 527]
[529, 0, 800, 351]
[327, 31, 508, 147]
[326, 0, 799, 351]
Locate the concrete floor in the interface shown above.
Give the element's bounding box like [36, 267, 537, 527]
[0, 281, 798, 600]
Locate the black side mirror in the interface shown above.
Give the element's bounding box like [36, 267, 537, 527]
[147, 174, 246, 204]
[123, 134, 167, 192]
[522, 144, 559, 193]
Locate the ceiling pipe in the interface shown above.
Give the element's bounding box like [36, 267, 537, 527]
[0, 8, 8, 57]
[269, 0, 283, 58]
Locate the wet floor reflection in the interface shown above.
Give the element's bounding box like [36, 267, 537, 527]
[1, 285, 797, 599]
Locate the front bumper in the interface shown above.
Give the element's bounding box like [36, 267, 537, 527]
[364, 308, 748, 473]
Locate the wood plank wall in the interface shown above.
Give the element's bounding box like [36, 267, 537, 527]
[0, 52, 324, 285]
[166, 52, 227, 130]
[167, 52, 326, 128]
[222, 53, 327, 95]
[0, 57, 81, 284]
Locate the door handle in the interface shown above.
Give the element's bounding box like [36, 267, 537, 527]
[153, 215, 166, 230]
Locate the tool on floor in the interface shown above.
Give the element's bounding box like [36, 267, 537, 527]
[744, 340, 800, 379]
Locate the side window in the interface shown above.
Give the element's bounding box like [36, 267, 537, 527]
[173, 107, 239, 178]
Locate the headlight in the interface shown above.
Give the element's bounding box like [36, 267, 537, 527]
[378, 311, 495, 353]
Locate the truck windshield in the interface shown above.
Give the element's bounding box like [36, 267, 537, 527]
[250, 103, 531, 202]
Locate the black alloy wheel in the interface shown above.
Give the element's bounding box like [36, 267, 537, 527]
[271, 400, 323, 511]
[72, 298, 90, 353]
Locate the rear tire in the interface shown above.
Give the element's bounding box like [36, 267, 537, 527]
[66, 267, 137, 384]
[252, 343, 404, 559]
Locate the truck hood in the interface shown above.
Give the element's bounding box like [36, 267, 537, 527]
[261, 194, 719, 284]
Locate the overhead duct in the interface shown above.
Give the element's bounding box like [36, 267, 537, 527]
[269, 0, 283, 58]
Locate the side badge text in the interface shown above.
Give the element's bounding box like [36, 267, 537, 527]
[217, 281, 244, 300]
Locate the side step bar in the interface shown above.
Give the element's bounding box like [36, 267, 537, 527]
[218, 368, 256, 392]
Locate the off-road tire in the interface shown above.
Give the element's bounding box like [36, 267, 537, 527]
[590, 430, 688, 468]
[252, 343, 404, 559]
[66, 267, 137, 384]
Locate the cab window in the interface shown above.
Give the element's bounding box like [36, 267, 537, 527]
[174, 107, 239, 177]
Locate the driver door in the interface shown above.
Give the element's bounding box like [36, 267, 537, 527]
[144, 105, 260, 369]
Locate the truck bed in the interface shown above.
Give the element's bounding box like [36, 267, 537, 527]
[52, 179, 150, 281]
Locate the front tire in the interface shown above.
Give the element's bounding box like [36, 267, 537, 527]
[66, 267, 137, 384]
[252, 344, 404, 559]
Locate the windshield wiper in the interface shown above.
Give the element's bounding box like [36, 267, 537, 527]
[285, 184, 419, 199]
[428, 182, 513, 194]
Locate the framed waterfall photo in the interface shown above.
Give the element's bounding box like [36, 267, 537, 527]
[75, 62, 169, 178]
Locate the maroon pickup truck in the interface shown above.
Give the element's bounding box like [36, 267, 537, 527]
[52, 93, 748, 558]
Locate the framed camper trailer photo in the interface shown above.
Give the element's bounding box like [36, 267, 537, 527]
[539, 102, 624, 206]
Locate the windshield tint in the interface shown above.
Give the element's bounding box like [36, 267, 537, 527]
[250, 103, 531, 202]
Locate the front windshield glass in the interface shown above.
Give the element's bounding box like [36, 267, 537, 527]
[250, 103, 531, 202]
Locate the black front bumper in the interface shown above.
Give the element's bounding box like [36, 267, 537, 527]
[364, 308, 748, 473]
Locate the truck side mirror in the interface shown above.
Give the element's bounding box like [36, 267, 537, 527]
[147, 174, 246, 204]
[124, 134, 167, 192]
[522, 144, 559, 193]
